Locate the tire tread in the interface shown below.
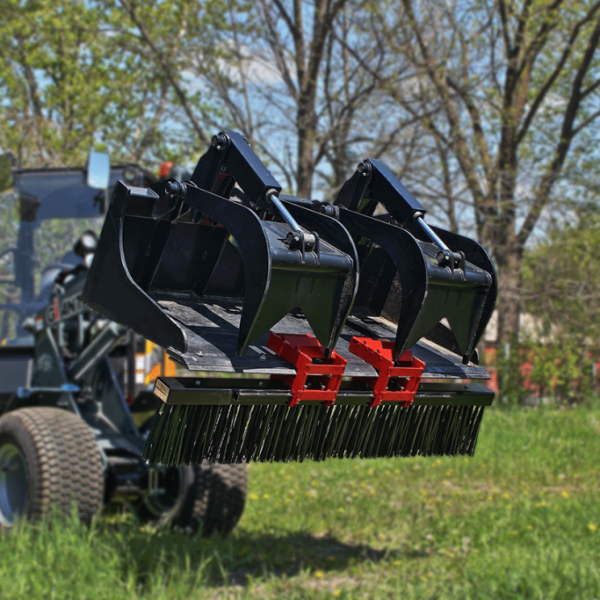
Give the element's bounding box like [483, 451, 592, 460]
[0, 407, 103, 524]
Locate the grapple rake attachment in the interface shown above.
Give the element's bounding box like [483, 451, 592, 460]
[82, 131, 497, 465]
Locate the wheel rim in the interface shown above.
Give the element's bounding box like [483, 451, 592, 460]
[0, 442, 28, 526]
[142, 466, 182, 518]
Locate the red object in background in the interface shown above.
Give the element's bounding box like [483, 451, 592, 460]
[348, 337, 425, 407]
[482, 346, 600, 395]
[267, 333, 347, 407]
[159, 160, 174, 179]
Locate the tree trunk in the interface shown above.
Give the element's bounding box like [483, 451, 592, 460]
[492, 235, 523, 344]
[296, 99, 317, 198]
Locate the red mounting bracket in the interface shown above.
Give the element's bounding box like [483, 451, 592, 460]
[348, 337, 426, 407]
[267, 333, 347, 407]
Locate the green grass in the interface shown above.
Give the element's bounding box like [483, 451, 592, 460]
[1, 405, 599, 599]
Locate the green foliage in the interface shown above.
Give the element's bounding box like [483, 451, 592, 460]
[1, 407, 600, 598]
[527, 340, 595, 405]
[523, 207, 600, 342]
[0, 0, 238, 169]
[0, 0, 124, 165]
[492, 338, 596, 406]
[493, 344, 529, 406]
[496, 207, 600, 406]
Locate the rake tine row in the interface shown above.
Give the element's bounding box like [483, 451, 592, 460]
[144, 403, 487, 465]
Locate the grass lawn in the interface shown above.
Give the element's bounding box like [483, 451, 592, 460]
[0, 404, 599, 599]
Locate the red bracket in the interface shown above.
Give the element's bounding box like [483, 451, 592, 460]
[348, 337, 426, 407]
[267, 333, 347, 407]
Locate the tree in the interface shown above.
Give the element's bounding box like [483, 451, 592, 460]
[492, 207, 600, 404]
[522, 206, 600, 342]
[2, 1, 130, 165]
[105, 0, 238, 156]
[237, 0, 420, 196]
[133, 0, 415, 196]
[0, 0, 229, 168]
[367, 0, 600, 343]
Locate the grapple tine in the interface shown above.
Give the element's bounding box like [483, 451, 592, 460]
[416, 224, 498, 355]
[336, 207, 428, 360]
[83, 180, 358, 358]
[82, 181, 189, 353]
[336, 206, 495, 362]
[283, 200, 359, 348]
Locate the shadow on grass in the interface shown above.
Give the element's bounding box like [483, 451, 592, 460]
[221, 531, 399, 585]
[110, 525, 407, 587]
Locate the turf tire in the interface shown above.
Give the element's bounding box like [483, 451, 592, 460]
[139, 462, 248, 536]
[0, 407, 104, 526]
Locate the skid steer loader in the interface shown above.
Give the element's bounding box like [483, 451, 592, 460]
[0, 152, 247, 532]
[82, 131, 497, 466]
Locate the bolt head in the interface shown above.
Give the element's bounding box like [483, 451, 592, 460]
[286, 232, 301, 246]
[211, 134, 227, 150]
[357, 161, 372, 176]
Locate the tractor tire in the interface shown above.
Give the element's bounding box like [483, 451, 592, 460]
[138, 461, 248, 536]
[0, 407, 104, 527]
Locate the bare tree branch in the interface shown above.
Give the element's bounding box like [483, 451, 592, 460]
[118, 0, 210, 146]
